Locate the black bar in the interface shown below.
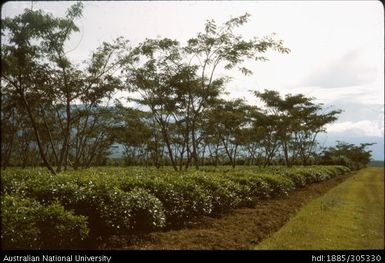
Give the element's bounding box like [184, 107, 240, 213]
[0, 250, 384, 263]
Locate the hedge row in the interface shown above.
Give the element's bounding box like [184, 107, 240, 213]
[1, 165, 350, 249]
[1, 195, 89, 249]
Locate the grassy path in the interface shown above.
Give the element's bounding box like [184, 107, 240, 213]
[256, 167, 384, 250]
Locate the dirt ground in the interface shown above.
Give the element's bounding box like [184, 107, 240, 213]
[101, 173, 352, 250]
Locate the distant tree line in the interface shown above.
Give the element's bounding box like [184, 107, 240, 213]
[319, 141, 375, 170]
[1, 3, 373, 173]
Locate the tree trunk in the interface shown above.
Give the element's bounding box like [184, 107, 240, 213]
[221, 138, 233, 166]
[41, 109, 59, 166]
[214, 144, 219, 167]
[21, 95, 56, 175]
[57, 97, 71, 172]
[191, 124, 200, 169]
[282, 140, 291, 167]
[232, 145, 238, 169]
[158, 120, 177, 171]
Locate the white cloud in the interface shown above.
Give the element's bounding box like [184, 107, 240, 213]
[326, 120, 384, 137]
[301, 49, 377, 88]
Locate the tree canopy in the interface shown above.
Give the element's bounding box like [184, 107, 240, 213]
[1, 4, 372, 173]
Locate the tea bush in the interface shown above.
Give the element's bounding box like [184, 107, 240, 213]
[1, 194, 89, 249]
[1, 165, 351, 248]
[99, 187, 166, 234]
[187, 172, 245, 211]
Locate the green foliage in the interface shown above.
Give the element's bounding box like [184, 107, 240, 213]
[224, 170, 294, 199]
[253, 89, 342, 167]
[1, 165, 351, 248]
[1, 4, 127, 174]
[1, 194, 89, 249]
[98, 187, 166, 233]
[188, 172, 246, 211]
[1, 195, 41, 249]
[115, 173, 213, 225]
[320, 141, 374, 170]
[1, 169, 166, 238]
[34, 202, 89, 249]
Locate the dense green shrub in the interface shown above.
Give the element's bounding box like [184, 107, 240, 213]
[51, 182, 165, 236]
[124, 188, 166, 231]
[224, 171, 272, 200]
[2, 173, 166, 238]
[1, 165, 351, 248]
[187, 172, 245, 211]
[114, 173, 214, 224]
[1, 195, 89, 249]
[163, 175, 213, 219]
[1, 195, 40, 249]
[256, 173, 296, 196]
[320, 141, 373, 170]
[283, 170, 308, 187]
[35, 202, 90, 249]
[99, 187, 166, 233]
[224, 170, 296, 198]
[282, 166, 351, 186]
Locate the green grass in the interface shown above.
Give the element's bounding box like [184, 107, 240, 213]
[255, 167, 384, 250]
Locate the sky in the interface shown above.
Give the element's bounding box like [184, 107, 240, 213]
[1, 1, 384, 160]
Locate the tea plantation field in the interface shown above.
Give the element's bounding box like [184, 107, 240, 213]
[1, 165, 351, 249]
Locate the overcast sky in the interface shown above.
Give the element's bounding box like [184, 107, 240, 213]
[2, 1, 384, 159]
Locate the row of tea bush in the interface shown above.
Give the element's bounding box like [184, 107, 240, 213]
[1, 165, 350, 249]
